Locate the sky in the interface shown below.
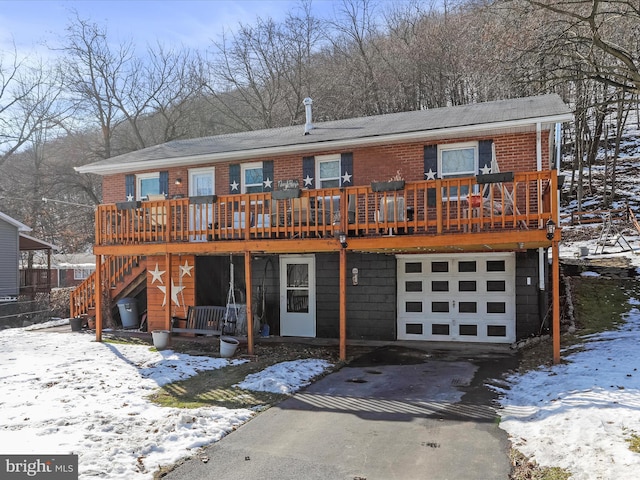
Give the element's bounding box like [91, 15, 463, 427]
[0, 0, 343, 59]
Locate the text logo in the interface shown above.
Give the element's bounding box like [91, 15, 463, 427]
[0, 455, 78, 479]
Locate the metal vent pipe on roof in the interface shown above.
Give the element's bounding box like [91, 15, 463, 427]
[303, 97, 313, 135]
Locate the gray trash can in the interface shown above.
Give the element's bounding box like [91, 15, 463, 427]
[117, 297, 139, 329]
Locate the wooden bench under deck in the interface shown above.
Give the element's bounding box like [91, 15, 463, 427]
[171, 305, 235, 336]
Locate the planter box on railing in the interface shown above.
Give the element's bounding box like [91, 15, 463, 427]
[272, 188, 301, 200]
[476, 172, 514, 184]
[371, 180, 405, 192]
[115, 201, 141, 210]
[189, 195, 217, 204]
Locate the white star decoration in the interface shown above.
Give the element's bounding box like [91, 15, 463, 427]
[480, 164, 492, 175]
[179, 260, 193, 277]
[263, 177, 273, 189]
[425, 168, 436, 180]
[149, 263, 165, 284]
[126, 194, 134, 202]
[230, 180, 239, 191]
[303, 174, 314, 187]
[157, 279, 185, 307]
[341, 171, 352, 184]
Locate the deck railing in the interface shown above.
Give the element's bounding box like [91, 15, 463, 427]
[95, 170, 557, 246]
[70, 255, 143, 318]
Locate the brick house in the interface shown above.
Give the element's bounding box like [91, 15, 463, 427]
[73, 94, 572, 360]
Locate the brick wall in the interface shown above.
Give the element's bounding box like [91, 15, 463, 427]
[101, 130, 552, 204]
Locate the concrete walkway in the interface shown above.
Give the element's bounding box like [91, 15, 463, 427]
[163, 346, 516, 480]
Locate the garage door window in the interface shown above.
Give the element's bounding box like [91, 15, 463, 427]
[487, 260, 506, 271]
[431, 261, 448, 273]
[458, 261, 476, 272]
[432, 281, 449, 291]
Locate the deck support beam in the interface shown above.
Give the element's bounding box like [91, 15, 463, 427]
[95, 254, 102, 342]
[552, 239, 561, 364]
[165, 253, 172, 330]
[339, 247, 347, 361]
[245, 252, 254, 356]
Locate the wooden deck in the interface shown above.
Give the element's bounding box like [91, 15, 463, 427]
[94, 170, 558, 254]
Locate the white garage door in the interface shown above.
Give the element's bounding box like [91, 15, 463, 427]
[397, 253, 515, 343]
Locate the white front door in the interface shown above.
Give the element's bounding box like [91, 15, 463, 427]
[188, 168, 215, 241]
[397, 253, 516, 343]
[280, 255, 316, 337]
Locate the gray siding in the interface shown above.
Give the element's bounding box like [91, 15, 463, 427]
[315, 252, 397, 341]
[245, 251, 544, 342]
[0, 219, 19, 297]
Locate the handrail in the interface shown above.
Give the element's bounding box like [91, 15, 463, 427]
[70, 255, 143, 318]
[95, 170, 557, 246]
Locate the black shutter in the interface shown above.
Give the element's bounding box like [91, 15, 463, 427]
[302, 156, 315, 189]
[125, 174, 135, 200]
[424, 145, 437, 207]
[159, 171, 169, 197]
[340, 152, 353, 186]
[478, 140, 493, 175]
[229, 164, 241, 194]
[263, 160, 274, 192]
[478, 140, 493, 198]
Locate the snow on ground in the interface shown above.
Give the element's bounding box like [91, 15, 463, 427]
[234, 359, 332, 394]
[493, 156, 640, 477]
[494, 298, 640, 478]
[0, 325, 332, 479]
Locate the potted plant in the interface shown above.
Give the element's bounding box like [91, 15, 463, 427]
[371, 170, 405, 192]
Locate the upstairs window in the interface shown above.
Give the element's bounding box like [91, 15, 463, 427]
[316, 154, 341, 188]
[438, 142, 478, 198]
[136, 173, 160, 200]
[242, 162, 264, 193]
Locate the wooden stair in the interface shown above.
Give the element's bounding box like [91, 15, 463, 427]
[70, 256, 146, 318]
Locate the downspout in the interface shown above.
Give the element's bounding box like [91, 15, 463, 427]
[537, 122, 545, 292]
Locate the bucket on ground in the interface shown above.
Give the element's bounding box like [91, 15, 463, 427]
[70, 317, 83, 331]
[152, 330, 171, 350]
[117, 297, 139, 329]
[219, 336, 239, 358]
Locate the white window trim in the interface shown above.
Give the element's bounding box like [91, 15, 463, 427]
[73, 268, 92, 280]
[315, 154, 341, 188]
[437, 141, 479, 178]
[437, 141, 479, 200]
[241, 162, 263, 193]
[188, 167, 216, 197]
[136, 172, 160, 200]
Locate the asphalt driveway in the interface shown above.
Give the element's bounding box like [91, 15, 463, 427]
[163, 345, 516, 480]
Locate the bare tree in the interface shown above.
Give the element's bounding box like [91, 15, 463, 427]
[0, 48, 64, 168]
[59, 15, 129, 159]
[501, 0, 640, 94]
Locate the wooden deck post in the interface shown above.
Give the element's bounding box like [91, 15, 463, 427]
[95, 254, 102, 342]
[552, 239, 561, 364]
[245, 251, 254, 355]
[165, 253, 172, 330]
[339, 247, 347, 361]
